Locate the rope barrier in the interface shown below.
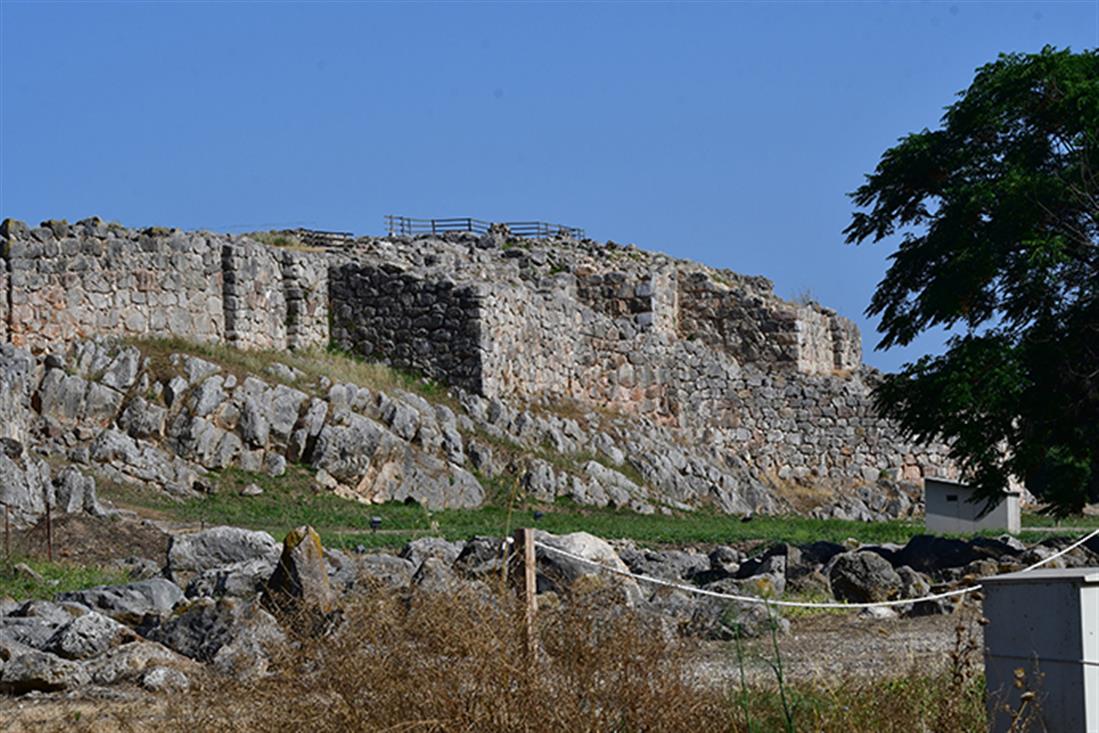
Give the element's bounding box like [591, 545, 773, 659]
[533, 526, 1099, 610]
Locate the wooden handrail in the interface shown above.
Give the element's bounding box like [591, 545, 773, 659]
[385, 215, 584, 239]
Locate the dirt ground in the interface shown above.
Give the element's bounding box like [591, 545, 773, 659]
[0, 694, 166, 733]
[6, 514, 170, 566]
[703, 610, 983, 686]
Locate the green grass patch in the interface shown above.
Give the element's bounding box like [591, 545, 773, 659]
[1022, 511, 1099, 528]
[98, 463, 1099, 568]
[99, 464, 934, 553]
[0, 558, 129, 601]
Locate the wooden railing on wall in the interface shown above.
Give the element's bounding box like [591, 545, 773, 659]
[384, 215, 585, 240]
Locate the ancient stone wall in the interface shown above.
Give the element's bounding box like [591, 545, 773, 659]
[281, 250, 329, 351]
[658, 351, 950, 486]
[676, 271, 860, 375]
[327, 261, 484, 393]
[0, 218, 328, 354]
[0, 256, 8, 344]
[0, 217, 953, 495]
[478, 276, 580, 400]
[575, 268, 677, 335]
[222, 241, 287, 350]
[2, 220, 224, 352]
[830, 316, 861, 373]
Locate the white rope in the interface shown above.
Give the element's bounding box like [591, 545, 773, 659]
[533, 526, 1099, 610]
[1019, 526, 1099, 571]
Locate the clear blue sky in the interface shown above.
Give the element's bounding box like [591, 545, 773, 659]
[2, 1, 1097, 371]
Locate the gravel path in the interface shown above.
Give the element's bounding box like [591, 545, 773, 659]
[694, 610, 984, 686]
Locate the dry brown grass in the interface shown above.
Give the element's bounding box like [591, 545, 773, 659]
[764, 472, 835, 514]
[132, 337, 456, 409]
[8, 585, 1000, 733]
[245, 230, 325, 253]
[143, 586, 992, 733]
[165, 586, 727, 732]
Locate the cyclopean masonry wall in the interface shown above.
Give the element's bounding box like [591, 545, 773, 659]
[322, 232, 956, 490]
[327, 260, 486, 394]
[0, 218, 328, 354]
[0, 217, 957, 502]
[676, 270, 861, 376]
[4, 219, 224, 350]
[282, 249, 329, 351]
[222, 240, 287, 350]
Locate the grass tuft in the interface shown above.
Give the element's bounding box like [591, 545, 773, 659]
[0, 557, 129, 601]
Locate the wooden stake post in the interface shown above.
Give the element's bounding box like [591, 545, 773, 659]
[515, 528, 538, 657]
[45, 501, 53, 562]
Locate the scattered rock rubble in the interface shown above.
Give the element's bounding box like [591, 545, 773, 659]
[3, 522, 1094, 698]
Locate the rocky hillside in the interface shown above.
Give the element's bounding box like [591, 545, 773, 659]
[0, 336, 923, 533]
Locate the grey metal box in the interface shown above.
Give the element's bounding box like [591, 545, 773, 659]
[925, 477, 1021, 534]
[983, 568, 1099, 732]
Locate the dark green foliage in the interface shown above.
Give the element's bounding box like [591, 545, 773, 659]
[846, 47, 1099, 515]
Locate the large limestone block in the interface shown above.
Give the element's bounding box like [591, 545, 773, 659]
[532, 531, 643, 605]
[166, 526, 280, 585]
[0, 650, 89, 693]
[58, 578, 184, 625]
[264, 525, 337, 615]
[45, 611, 139, 660]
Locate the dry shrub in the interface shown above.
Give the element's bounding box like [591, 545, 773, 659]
[163, 586, 731, 732]
[149, 587, 997, 733]
[26, 587, 1002, 732]
[731, 611, 988, 733]
[749, 671, 987, 733]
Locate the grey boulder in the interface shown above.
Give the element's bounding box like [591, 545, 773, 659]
[688, 579, 788, 639]
[146, 597, 284, 678]
[58, 578, 183, 624]
[829, 551, 902, 604]
[52, 466, 104, 516]
[264, 526, 337, 615]
[357, 554, 416, 590]
[166, 526, 280, 585]
[0, 650, 90, 693]
[185, 558, 276, 599]
[45, 611, 139, 660]
[533, 531, 643, 606]
[86, 640, 190, 686]
[142, 666, 190, 692]
[399, 537, 465, 570]
[618, 547, 709, 581]
[411, 557, 462, 594]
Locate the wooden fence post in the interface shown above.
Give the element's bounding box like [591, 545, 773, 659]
[516, 527, 538, 657]
[3, 504, 9, 561]
[45, 501, 53, 562]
